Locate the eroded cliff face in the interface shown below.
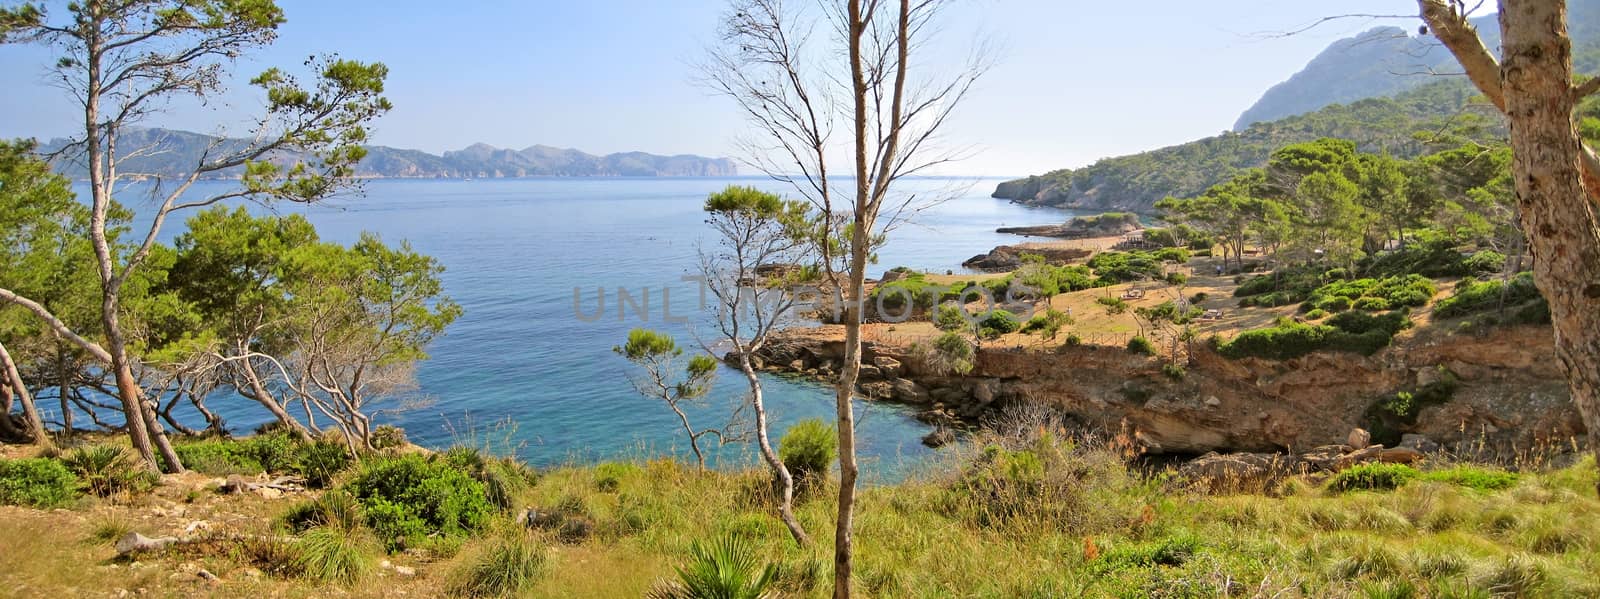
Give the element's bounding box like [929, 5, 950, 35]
[756, 325, 1582, 456]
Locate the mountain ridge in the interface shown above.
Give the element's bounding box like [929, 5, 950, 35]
[40, 128, 739, 179]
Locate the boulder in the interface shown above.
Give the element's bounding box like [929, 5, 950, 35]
[921, 427, 956, 448]
[1378, 447, 1425, 464]
[1346, 428, 1372, 450]
[890, 378, 931, 404]
[857, 364, 883, 380]
[1397, 434, 1442, 454]
[1178, 452, 1289, 492]
[872, 356, 903, 378]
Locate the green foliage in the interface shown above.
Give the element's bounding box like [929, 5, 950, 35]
[1303, 274, 1435, 313]
[1086, 251, 1167, 283]
[296, 525, 376, 585]
[871, 272, 953, 312]
[280, 489, 366, 533]
[1220, 317, 1400, 360]
[0, 457, 79, 508]
[342, 454, 495, 552]
[995, 80, 1506, 214]
[370, 425, 408, 450]
[977, 309, 1022, 339]
[1365, 377, 1458, 445]
[1020, 308, 1073, 339]
[1126, 336, 1156, 356]
[1327, 463, 1419, 492]
[1096, 296, 1129, 314]
[1015, 263, 1098, 298]
[1327, 310, 1412, 337]
[448, 531, 548, 598]
[1434, 273, 1545, 319]
[294, 440, 353, 489]
[945, 434, 1137, 530]
[60, 445, 156, 498]
[917, 332, 975, 375]
[173, 433, 297, 475]
[778, 419, 836, 484]
[1422, 466, 1518, 491]
[1304, 308, 1329, 320]
[648, 535, 778, 599]
[934, 303, 969, 332]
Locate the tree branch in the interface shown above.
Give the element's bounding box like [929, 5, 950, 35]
[1418, 0, 1504, 111]
[0, 288, 113, 363]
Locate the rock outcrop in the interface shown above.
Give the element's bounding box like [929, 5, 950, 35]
[961, 245, 1093, 272]
[754, 324, 1582, 459]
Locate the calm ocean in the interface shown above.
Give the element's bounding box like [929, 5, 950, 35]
[97, 176, 1077, 480]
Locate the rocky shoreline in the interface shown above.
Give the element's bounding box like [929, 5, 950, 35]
[743, 323, 1580, 459]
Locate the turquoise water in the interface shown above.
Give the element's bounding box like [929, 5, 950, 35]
[98, 177, 1076, 479]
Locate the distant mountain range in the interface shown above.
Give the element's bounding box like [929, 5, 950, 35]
[995, 0, 1599, 214]
[41, 128, 738, 179]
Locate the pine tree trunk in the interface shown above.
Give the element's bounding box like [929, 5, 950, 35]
[1497, 0, 1600, 494]
[740, 354, 810, 546]
[0, 340, 52, 448]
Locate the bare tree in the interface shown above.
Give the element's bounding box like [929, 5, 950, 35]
[705, 1, 988, 593]
[1418, 0, 1600, 494]
[0, 339, 51, 447]
[0, 2, 392, 471]
[697, 185, 817, 546]
[616, 328, 748, 469]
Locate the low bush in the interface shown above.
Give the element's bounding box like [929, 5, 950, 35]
[296, 525, 377, 585]
[1087, 251, 1166, 283]
[1020, 308, 1072, 338]
[173, 432, 297, 475]
[1327, 310, 1411, 337]
[1423, 466, 1518, 491]
[1434, 273, 1545, 319]
[778, 419, 836, 485]
[442, 447, 535, 511]
[1362, 238, 1488, 278]
[1304, 308, 1329, 320]
[1163, 271, 1188, 286]
[449, 531, 548, 598]
[370, 425, 408, 450]
[1364, 378, 1458, 445]
[60, 445, 156, 498]
[343, 454, 495, 552]
[294, 440, 353, 489]
[0, 458, 79, 507]
[1327, 463, 1419, 492]
[977, 309, 1022, 339]
[1219, 318, 1400, 360]
[1353, 296, 1391, 311]
[1096, 296, 1129, 314]
[934, 303, 969, 332]
[1126, 336, 1156, 356]
[943, 433, 1136, 530]
[647, 534, 777, 599]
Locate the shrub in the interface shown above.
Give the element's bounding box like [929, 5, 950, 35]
[916, 332, 975, 375]
[343, 454, 495, 552]
[1434, 273, 1545, 319]
[1364, 378, 1458, 445]
[1423, 466, 1518, 491]
[1020, 308, 1072, 338]
[945, 434, 1135, 530]
[1363, 239, 1478, 278]
[1126, 336, 1156, 356]
[1221, 317, 1402, 360]
[647, 535, 777, 599]
[449, 531, 548, 598]
[1161, 362, 1186, 379]
[1097, 296, 1129, 314]
[593, 462, 639, 493]
[1063, 334, 1083, 347]
[1189, 292, 1208, 303]
[779, 419, 836, 484]
[294, 441, 353, 489]
[442, 447, 533, 511]
[934, 303, 969, 332]
[1304, 308, 1329, 320]
[60, 445, 156, 498]
[1327, 463, 1419, 492]
[1163, 271, 1188, 285]
[1353, 296, 1391, 311]
[370, 425, 408, 450]
[1087, 251, 1166, 282]
[1328, 310, 1411, 337]
[0, 458, 79, 508]
[297, 525, 376, 585]
[1461, 250, 1506, 275]
[173, 432, 297, 475]
[280, 489, 366, 533]
[977, 309, 1022, 339]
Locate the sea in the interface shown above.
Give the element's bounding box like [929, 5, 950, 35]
[82, 176, 1083, 481]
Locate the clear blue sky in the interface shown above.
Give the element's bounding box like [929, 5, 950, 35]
[0, 0, 1432, 176]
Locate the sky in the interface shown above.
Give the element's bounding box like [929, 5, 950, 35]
[0, 0, 1435, 177]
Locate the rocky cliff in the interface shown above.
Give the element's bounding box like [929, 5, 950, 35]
[755, 324, 1581, 458]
